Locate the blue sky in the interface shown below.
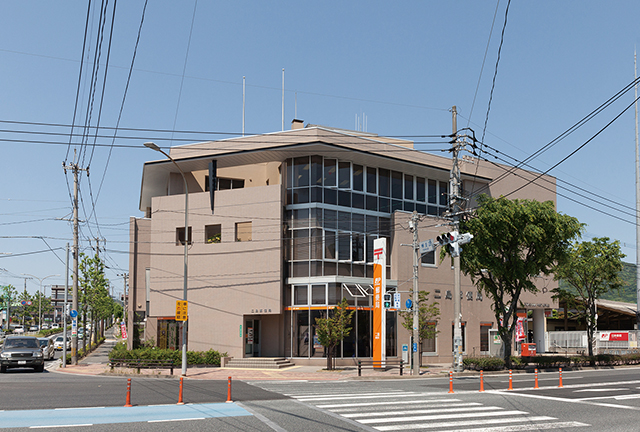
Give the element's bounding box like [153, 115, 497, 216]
[1, 1, 640, 297]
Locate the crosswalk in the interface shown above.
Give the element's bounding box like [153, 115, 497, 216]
[250, 382, 589, 431]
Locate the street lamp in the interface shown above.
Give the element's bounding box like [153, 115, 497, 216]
[144, 141, 189, 376]
[22, 273, 59, 330]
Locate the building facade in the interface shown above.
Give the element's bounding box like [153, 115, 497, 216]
[128, 122, 557, 364]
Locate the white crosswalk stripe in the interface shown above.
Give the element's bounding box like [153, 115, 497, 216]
[250, 383, 590, 431]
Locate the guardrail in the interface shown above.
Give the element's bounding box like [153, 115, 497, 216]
[357, 359, 404, 376]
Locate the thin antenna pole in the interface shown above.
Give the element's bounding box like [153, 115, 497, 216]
[635, 50, 640, 333]
[242, 76, 245, 137]
[281, 68, 285, 131]
[295, 91, 297, 119]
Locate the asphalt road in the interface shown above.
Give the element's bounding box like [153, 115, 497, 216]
[1, 366, 640, 430]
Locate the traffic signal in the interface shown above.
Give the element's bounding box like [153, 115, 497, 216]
[436, 231, 458, 246]
[457, 233, 474, 245]
[383, 294, 392, 308]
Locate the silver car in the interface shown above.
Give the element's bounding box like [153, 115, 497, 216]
[0, 336, 45, 372]
[37, 337, 55, 360]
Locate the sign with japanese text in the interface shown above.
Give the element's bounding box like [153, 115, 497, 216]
[599, 332, 629, 342]
[373, 238, 386, 367]
[120, 321, 128, 340]
[175, 300, 188, 321]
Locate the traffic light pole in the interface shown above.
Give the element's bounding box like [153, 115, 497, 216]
[451, 106, 464, 372]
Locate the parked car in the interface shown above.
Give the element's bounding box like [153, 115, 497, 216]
[50, 323, 60, 329]
[37, 337, 55, 360]
[53, 336, 70, 351]
[0, 335, 45, 372]
[28, 326, 38, 332]
[41, 325, 49, 330]
[13, 326, 24, 334]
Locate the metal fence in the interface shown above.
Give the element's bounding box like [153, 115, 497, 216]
[546, 331, 638, 354]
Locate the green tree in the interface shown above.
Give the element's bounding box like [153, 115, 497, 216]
[15, 290, 36, 326]
[399, 290, 439, 365]
[79, 253, 112, 348]
[553, 237, 624, 359]
[0, 284, 18, 330]
[314, 298, 355, 370]
[457, 195, 582, 367]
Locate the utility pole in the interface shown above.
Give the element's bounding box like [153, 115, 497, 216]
[63, 152, 87, 365]
[410, 211, 420, 376]
[63, 243, 69, 368]
[450, 106, 464, 372]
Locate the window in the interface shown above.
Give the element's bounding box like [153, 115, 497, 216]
[423, 322, 437, 353]
[324, 159, 336, 187]
[480, 323, 492, 353]
[391, 171, 403, 199]
[404, 174, 414, 200]
[338, 161, 351, 189]
[235, 222, 252, 242]
[176, 227, 192, 245]
[294, 285, 308, 306]
[204, 224, 221, 243]
[421, 251, 435, 266]
[366, 167, 377, 194]
[353, 164, 364, 191]
[311, 285, 326, 305]
[206, 176, 245, 191]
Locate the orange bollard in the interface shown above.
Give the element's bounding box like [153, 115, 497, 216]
[508, 369, 513, 390]
[558, 367, 563, 388]
[177, 376, 184, 405]
[226, 376, 233, 402]
[448, 371, 454, 394]
[479, 370, 485, 392]
[124, 378, 132, 407]
[534, 368, 539, 389]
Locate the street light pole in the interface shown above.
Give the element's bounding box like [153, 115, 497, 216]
[22, 273, 59, 330]
[144, 141, 189, 376]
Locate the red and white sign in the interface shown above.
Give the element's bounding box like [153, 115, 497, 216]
[515, 317, 526, 342]
[599, 332, 628, 342]
[120, 321, 128, 340]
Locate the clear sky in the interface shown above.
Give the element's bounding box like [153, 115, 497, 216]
[1, 1, 640, 297]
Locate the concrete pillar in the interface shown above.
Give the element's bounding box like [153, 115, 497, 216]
[532, 309, 546, 353]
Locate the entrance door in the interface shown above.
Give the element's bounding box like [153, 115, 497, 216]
[245, 318, 261, 357]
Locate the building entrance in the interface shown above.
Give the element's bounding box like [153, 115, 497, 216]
[245, 318, 261, 357]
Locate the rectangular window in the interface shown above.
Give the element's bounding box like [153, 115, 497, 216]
[423, 322, 437, 353]
[218, 178, 232, 190]
[353, 164, 364, 191]
[294, 156, 310, 187]
[324, 159, 337, 187]
[338, 161, 351, 189]
[416, 177, 426, 202]
[366, 167, 377, 194]
[204, 224, 221, 244]
[311, 228, 323, 260]
[235, 221, 252, 242]
[439, 181, 448, 207]
[421, 250, 435, 266]
[293, 229, 310, 260]
[404, 174, 414, 200]
[337, 232, 351, 260]
[293, 285, 308, 306]
[292, 208, 309, 228]
[428, 179, 437, 204]
[176, 227, 192, 245]
[311, 285, 326, 305]
[391, 171, 403, 199]
[311, 156, 323, 186]
[352, 233, 365, 262]
[324, 209, 337, 229]
[378, 169, 390, 197]
[324, 230, 336, 260]
[480, 323, 492, 353]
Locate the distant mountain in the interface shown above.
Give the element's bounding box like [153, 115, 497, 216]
[556, 262, 638, 304]
[601, 262, 637, 303]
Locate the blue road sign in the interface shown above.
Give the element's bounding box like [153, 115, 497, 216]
[405, 299, 413, 309]
[70, 309, 78, 318]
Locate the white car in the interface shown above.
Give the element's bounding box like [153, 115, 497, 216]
[13, 326, 24, 334]
[53, 336, 70, 351]
[51, 323, 60, 329]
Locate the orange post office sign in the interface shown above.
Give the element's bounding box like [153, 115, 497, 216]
[175, 300, 188, 321]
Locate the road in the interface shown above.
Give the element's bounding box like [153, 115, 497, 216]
[1, 366, 640, 430]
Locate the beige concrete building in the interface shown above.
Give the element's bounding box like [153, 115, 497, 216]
[128, 121, 557, 365]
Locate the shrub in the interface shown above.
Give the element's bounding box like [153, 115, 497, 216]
[463, 357, 505, 371]
[108, 345, 227, 366]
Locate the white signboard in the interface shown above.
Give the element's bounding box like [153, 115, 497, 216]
[393, 293, 401, 309]
[419, 239, 435, 254]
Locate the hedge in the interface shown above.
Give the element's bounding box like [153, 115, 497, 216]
[464, 353, 640, 370]
[108, 342, 227, 366]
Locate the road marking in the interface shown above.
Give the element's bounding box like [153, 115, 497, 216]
[288, 391, 404, 398]
[318, 398, 461, 409]
[295, 392, 431, 402]
[329, 401, 476, 412]
[343, 405, 500, 418]
[55, 407, 105, 410]
[30, 425, 93, 429]
[427, 422, 588, 432]
[358, 410, 529, 424]
[374, 416, 557, 431]
[488, 389, 640, 410]
[148, 417, 205, 423]
[574, 388, 628, 392]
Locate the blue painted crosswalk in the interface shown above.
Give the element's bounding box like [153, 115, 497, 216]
[0, 403, 251, 428]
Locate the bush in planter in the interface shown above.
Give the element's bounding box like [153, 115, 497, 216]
[463, 357, 505, 371]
